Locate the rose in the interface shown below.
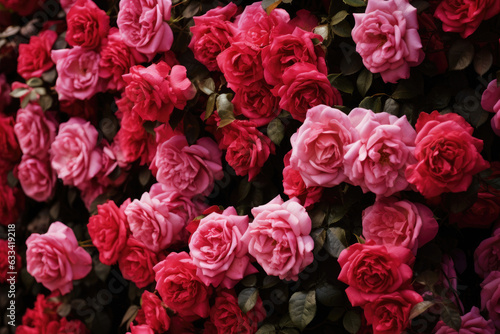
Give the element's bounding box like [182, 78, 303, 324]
[0, 239, 21, 283]
[65, 0, 110, 49]
[135, 291, 170, 333]
[362, 197, 438, 254]
[117, 0, 173, 60]
[232, 80, 280, 127]
[0, 73, 10, 114]
[363, 290, 423, 334]
[337, 240, 414, 306]
[118, 237, 161, 288]
[59, 98, 97, 121]
[0, 115, 21, 169]
[127, 324, 154, 334]
[289, 104, 358, 187]
[434, 306, 495, 334]
[26, 222, 92, 295]
[51, 47, 104, 101]
[242, 196, 314, 281]
[481, 79, 500, 114]
[352, 0, 424, 83]
[450, 189, 500, 229]
[153, 251, 212, 319]
[16, 156, 57, 202]
[188, 3, 238, 71]
[151, 134, 223, 197]
[434, 0, 500, 38]
[50, 118, 102, 188]
[14, 103, 57, 158]
[492, 112, 500, 137]
[87, 200, 129, 265]
[418, 12, 448, 74]
[481, 271, 500, 330]
[275, 62, 342, 122]
[189, 206, 257, 288]
[17, 30, 57, 80]
[0, 180, 21, 226]
[60, 0, 77, 12]
[290, 9, 318, 32]
[406, 111, 489, 198]
[115, 126, 156, 166]
[16, 294, 61, 334]
[0, 0, 42, 15]
[474, 231, 500, 279]
[99, 28, 135, 91]
[262, 27, 327, 86]
[283, 151, 323, 208]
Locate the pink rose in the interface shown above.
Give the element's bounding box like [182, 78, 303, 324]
[117, 0, 173, 60]
[65, 0, 110, 49]
[492, 112, 500, 136]
[352, 0, 424, 83]
[51, 47, 104, 101]
[189, 206, 257, 288]
[481, 270, 500, 329]
[26, 222, 92, 295]
[128, 324, 154, 334]
[406, 111, 489, 198]
[434, 306, 495, 334]
[242, 196, 314, 281]
[151, 133, 223, 197]
[60, 0, 78, 13]
[474, 231, 500, 279]
[154, 251, 212, 319]
[50, 118, 102, 188]
[0, 73, 11, 114]
[87, 200, 129, 265]
[135, 291, 170, 333]
[16, 155, 56, 202]
[232, 80, 280, 127]
[481, 79, 500, 114]
[14, 103, 57, 158]
[17, 30, 57, 80]
[275, 62, 342, 122]
[289, 105, 358, 187]
[344, 108, 417, 196]
[338, 240, 414, 306]
[118, 237, 161, 288]
[362, 197, 438, 254]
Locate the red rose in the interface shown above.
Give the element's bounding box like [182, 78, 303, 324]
[0, 239, 21, 283]
[118, 237, 161, 288]
[17, 30, 57, 80]
[66, 0, 110, 49]
[0, 0, 43, 16]
[17, 294, 60, 334]
[232, 80, 280, 127]
[0, 115, 21, 169]
[417, 13, 447, 74]
[0, 179, 22, 226]
[450, 188, 500, 229]
[135, 291, 170, 333]
[115, 126, 156, 166]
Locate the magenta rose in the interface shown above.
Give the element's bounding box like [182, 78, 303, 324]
[87, 199, 129, 265]
[474, 231, 500, 279]
[26, 222, 92, 295]
[492, 112, 500, 137]
[290, 9, 318, 32]
[189, 206, 257, 288]
[118, 237, 161, 288]
[242, 196, 314, 281]
[406, 111, 489, 198]
[135, 291, 170, 333]
[362, 197, 438, 254]
[50, 118, 102, 187]
[154, 251, 212, 319]
[289, 104, 358, 187]
[14, 103, 57, 158]
[344, 108, 417, 196]
[17, 30, 57, 80]
[275, 62, 341, 122]
[481, 270, 500, 329]
[51, 47, 104, 101]
[232, 80, 280, 127]
[481, 79, 500, 114]
[117, 0, 173, 60]
[16, 155, 56, 202]
[338, 240, 415, 306]
[128, 324, 154, 334]
[434, 306, 495, 334]
[283, 151, 323, 208]
[352, 0, 424, 83]
[66, 0, 110, 49]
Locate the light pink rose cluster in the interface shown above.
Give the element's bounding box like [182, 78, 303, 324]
[475, 228, 500, 279]
[481, 270, 500, 330]
[481, 79, 500, 136]
[26, 222, 92, 295]
[352, 0, 424, 83]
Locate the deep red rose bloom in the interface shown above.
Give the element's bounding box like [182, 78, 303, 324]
[66, 0, 110, 49]
[17, 30, 57, 80]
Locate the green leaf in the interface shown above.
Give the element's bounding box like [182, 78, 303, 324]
[120, 305, 139, 328]
[39, 95, 53, 111]
[409, 301, 435, 320]
[267, 118, 285, 145]
[331, 10, 349, 25]
[218, 118, 235, 128]
[328, 307, 345, 322]
[328, 74, 354, 94]
[473, 48, 493, 76]
[198, 77, 215, 95]
[311, 228, 327, 253]
[331, 20, 352, 38]
[315, 283, 345, 307]
[205, 93, 217, 120]
[383, 98, 400, 116]
[289, 291, 317, 331]
[448, 40, 474, 71]
[27, 77, 43, 87]
[238, 288, 259, 314]
[357, 69, 373, 97]
[392, 74, 424, 100]
[441, 303, 461, 331]
[343, 0, 366, 7]
[343, 310, 361, 333]
[263, 276, 280, 289]
[324, 227, 347, 258]
[241, 275, 258, 288]
[359, 96, 382, 112]
[9, 88, 28, 98]
[256, 324, 276, 334]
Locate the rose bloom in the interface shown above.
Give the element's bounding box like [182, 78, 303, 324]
[65, 0, 109, 49]
[14, 103, 57, 158]
[0, 239, 21, 283]
[115, 126, 156, 166]
[127, 324, 154, 334]
[154, 251, 212, 319]
[435, 0, 500, 38]
[16, 294, 61, 334]
[481, 271, 500, 329]
[481, 79, 500, 114]
[242, 196, 314, 281]
[418, 12, 448, 74]
[17, 30, 57, 80]
[289, 9, 318, 33]
[0, 115, 21, 168]
[0, 0, 42, 16]
[0, 179, 22, 226]
[352, 0, 424, 83]
[406, 111, 489, 198]
[217, 41, 264, 90]
[474, 231, 500, 279]
[117, 0, 173, 60]
[434, 306, 495, 334]
[204, 290, 266, 334]
[189, 207, 257, 288]
[232, 80, 280, 127]
[188, 3, 238, 71]
[362, 197, 438, 254]
[344, 108, 417, 196]
[0, 73, 11, 114]
[364, 290, 423, 334]
[118, 237, 160, 289]
[51, 47, 104, 101]
[87, 199, 129, 265]
[16, 155, 57, 202]
[50, 118, 102, 188]
[26, 222, 92, 295]
[275, 62, 341, 122]
[450, 188, 500, 229]
[289, 104, 358, 188]
[59, 98, 97, 121]
[135, 291, 170, 333]
[151, 134, 223, 197]
[262, 27, 327, 86]
[338, 240, 414, 306]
